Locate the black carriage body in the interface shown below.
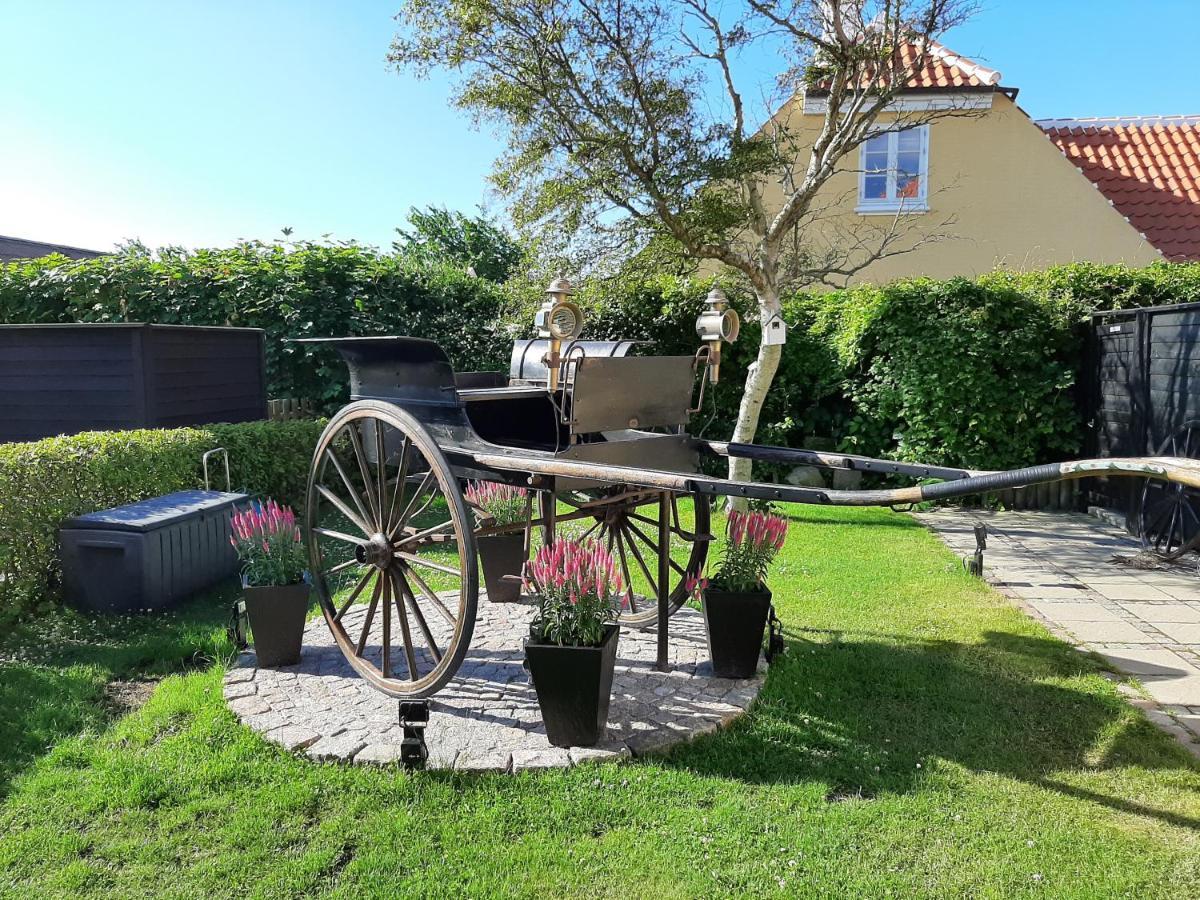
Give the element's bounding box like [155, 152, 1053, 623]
[300, 333, 1200, 700]
[304, 336, 702, 489]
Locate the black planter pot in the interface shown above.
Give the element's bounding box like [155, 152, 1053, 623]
[478, 533, 525, 603]
[702, 584, 771, 679]
[525, 623, 619, 747]
[244, 582, 310, 667]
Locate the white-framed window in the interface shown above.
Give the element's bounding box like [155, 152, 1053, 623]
[856, 125, 929, 214]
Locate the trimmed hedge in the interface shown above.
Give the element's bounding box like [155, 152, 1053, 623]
[0, 242, 513, 411]
[557, 262, 1200, 473]
[5, 246, 1200, 475]
[0, 419, 324, 620]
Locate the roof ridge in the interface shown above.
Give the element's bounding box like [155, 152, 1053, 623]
[920, 38, 1002, 86]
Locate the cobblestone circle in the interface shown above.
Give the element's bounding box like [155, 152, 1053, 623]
[224, 599, 765, 772]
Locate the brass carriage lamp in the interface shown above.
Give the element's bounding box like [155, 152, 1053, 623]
[536, 276, 584, 391]
[695, 284, 740, 383]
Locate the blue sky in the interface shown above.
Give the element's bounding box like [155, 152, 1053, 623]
[1, 0, 1195, 252]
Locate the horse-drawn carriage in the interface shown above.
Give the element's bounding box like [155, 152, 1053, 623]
[302, 280, 1200, 699]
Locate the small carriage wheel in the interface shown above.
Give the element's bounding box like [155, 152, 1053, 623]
[1140, 420, 1200, 560]
[560, 489, 711, 628]
[306, 400, 478, 698]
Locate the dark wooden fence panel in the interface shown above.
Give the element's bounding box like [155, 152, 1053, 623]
[0, 324, 266, 443]
[1087, 302, 1200, 530]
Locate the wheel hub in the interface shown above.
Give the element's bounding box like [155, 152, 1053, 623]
[355, 533, 394, 570]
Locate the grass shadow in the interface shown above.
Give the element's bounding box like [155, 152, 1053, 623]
[666, 625, 1200, 829]
[0, 583, 237, 798]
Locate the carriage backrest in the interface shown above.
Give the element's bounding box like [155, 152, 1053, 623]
[567, 355, 696, 434]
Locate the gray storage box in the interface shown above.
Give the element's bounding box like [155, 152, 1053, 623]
[60, 489, 249, 613]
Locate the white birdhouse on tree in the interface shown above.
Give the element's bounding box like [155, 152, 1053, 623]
[762, 312, 787, 346]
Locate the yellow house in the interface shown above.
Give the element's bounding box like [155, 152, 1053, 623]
[766, 41, 1200, 283]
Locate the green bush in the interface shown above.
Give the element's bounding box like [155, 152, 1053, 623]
[0, 420, 324, 621]
[558, 261, 1200, 473]
[0, 242, 512, 411]
[5, 243, 1200, 479]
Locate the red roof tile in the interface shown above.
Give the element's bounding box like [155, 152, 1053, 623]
[808, 38, 1002, 94]
[899, 40, 1001, 90]
[1038, 116, 1200, 261]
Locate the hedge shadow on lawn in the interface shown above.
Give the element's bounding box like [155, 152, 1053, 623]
[666, 627, 1200, 830]
[0, 584, 237, 799]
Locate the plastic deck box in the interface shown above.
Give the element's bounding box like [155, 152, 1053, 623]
[60, 489, 249, 613]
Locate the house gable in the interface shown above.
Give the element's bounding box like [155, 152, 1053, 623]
[1038, 116, 1200, 261]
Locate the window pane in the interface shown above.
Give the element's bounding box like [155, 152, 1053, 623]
[864, 150, 890, 173]
[864, 133, 889, 154]
[863, 174, 888, 199]
[897, 128, 922, 152]
[896, 173, 921, 199]
[896, 150, 921, 175]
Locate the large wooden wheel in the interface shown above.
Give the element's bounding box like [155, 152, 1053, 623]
[558, 489, 711, 628]
[1140, 420, 1200, 560]
[306, 400, 478, 698]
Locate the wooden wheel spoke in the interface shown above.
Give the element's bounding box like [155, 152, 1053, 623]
[612, 526, 638, 612]
[334, 570, 374, 621]
[346, 422, 382, 529]
[1157, 505, 1181, 551]
[308, 403, 479, 698]
[396, 570, 442, 663]
[390, 469, 437, 538]
[395, 519, 456, 550]
[619, 522, 659, 599]
[395, 551, 460, 576]
[627, 511, 661, 529]
[403, 564, 457, 626]
[328, 557, 365, 576]
[324, 448, 374, 532]
[375, 420, 389, 532]
[380, 570, 393, 677]
[576, 517, 603, 542]
[385, 438, 413, 535]
[1145, 496, 1176, 532]
[316, 484, 372, 536]
[355, 576, 383, 656]
[314, 526, 365, 546]
[628, 518, 689, 579]
[388, 571, 420, 680]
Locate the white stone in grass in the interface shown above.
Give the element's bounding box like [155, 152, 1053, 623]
[307, 732, 368, 762]
[228, 696, 270, 717]
[569, 744, 630, 765]
[353, 743, 405, 765]
[511, 748, 572, 771]
[224, 667, 255, 685]
[266, 724, 320, 752]
[223, 681, 257, 701]
[455, 750, 514, 773]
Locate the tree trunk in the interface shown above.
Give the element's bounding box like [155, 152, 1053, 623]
[727, 286, 783, 502]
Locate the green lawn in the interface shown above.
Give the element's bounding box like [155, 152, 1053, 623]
[1, 505, 1198, 898]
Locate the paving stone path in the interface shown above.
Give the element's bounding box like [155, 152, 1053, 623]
[917, 508, 1200, 757]
[224, 599, 764, 772]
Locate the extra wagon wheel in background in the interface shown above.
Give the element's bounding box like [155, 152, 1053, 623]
[1140, 420, 1200, 561]
[560, 489, 711, 628]
[306, 400, 478, 698]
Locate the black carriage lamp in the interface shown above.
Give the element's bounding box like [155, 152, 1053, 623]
[694, 284, 740, 384]
[536, 276, 584, 391]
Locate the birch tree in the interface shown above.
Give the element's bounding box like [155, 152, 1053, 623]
[390, 0, 977, 483]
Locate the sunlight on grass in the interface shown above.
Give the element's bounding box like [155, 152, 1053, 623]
[2, 504, 1199, 897]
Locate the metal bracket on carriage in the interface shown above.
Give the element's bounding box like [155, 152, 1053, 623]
[964, 522, 987, 577]
[399, 700, 430, 769]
